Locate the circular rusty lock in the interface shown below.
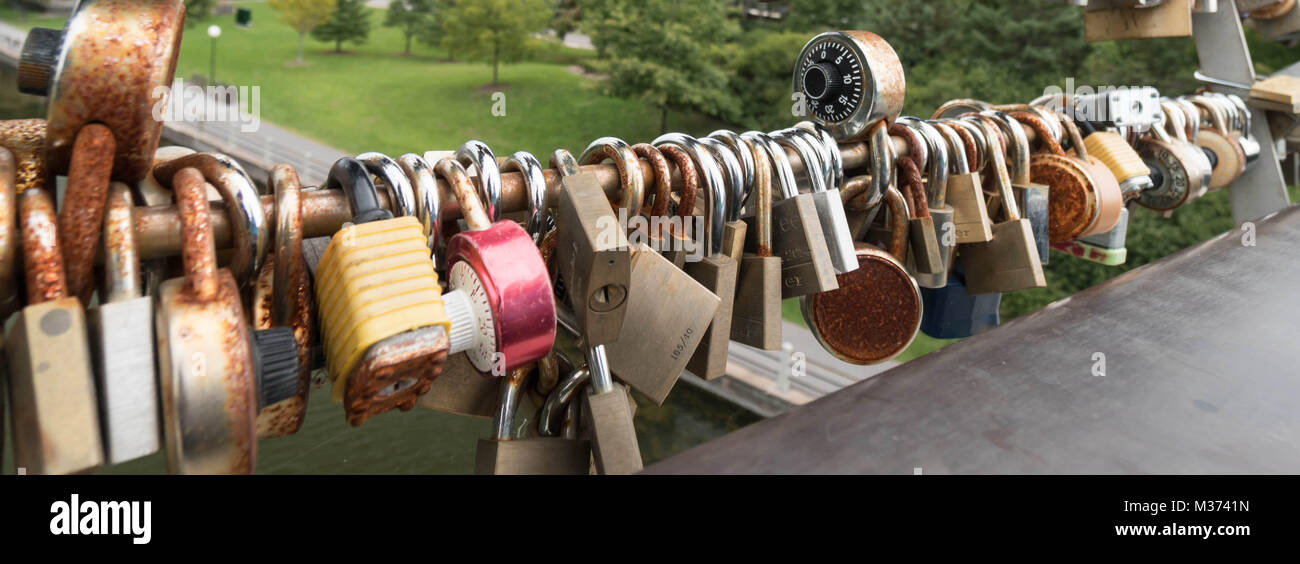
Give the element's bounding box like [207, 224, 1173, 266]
[1190, 96, 1246, 190]
[157, 166, 258, 474]
[793, 31, 905, 142]
[250, 164, 315, 439]
[24, 0, 185, 183]
[1015, 111, 1101, 242]
[802, 185, 921, 365]
[1064, 119, 1124, 237]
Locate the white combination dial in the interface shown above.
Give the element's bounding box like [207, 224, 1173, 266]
[446, 261, 499, 374]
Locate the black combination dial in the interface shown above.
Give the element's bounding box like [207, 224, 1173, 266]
[797, 38, 864, 124]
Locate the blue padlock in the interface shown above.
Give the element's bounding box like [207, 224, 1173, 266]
[920, 260, 1000, 339]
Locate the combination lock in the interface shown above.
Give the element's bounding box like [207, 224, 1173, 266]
[792, 31, 905, 142]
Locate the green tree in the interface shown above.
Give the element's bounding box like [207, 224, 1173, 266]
[312, 0, 372, 52]
[441, 0, 550, 86]
[782, 0, 866, 31]
[269, 0, 339, 63]
[551, 0, 581, 41]
[585, 0, 740, 133]
[184, 0, 216, 26]
[385, 0, 437, 56]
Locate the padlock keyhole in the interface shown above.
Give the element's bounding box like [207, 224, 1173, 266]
[589, 284, 627, 313]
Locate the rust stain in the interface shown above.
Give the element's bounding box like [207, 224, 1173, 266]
[0, 119, 50, 195]
[632, 143, 671, 218]
[345, 327, 449, 427]
[174, 166, 219, 300]
[18, 187, 66, 304]
[656, 144, 697, 239]
[60, 124, 116, 306]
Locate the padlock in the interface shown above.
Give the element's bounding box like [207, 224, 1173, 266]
[537, 361, 588, 439]
[5, 187, 101, 475]
[86, 182, 159, 465]
[913, 119, 957, 289]
[157, 167, 300, 474]
[794, 122, 846, 194]
[152, 152, 270, 290]
[592, 153, 719, 403]
[742, 131, 838, 298]
[438, 155, 556, 374]
[775, 128, 858, 274]
[919, 259, 1001, 340]
[1083, 130, 1155, 200]
[698, 135, 748, 263]
[802, 185, 921, 364]
[249, 164, 316, 438]
[394, 153, 445, 267]
[792, 30, 905, 142]
[942, 119, 994, 244]
[1056, 205, 1132, 266]
[1189, 95, 1247, 190]
[313, 157, 451, 426]
[554, 147, 631, 347]
[1020, 112, 1107, 242]
[1136, 103, 1212, 211]
[889, 120, 944, 276]
[1083, 0, 1194, 42]
[729, 131, 783, 351]
[1212, 93, 1261, 166]
[960, 119, 1046, 295]
[1250, 0, 1300, 41]
[985, 111, 1051, 264]
[652, 143, 701, 267]
[580, 345, 643, 474]
[654, 133, 738, 381]
[475, 366, 591, 475]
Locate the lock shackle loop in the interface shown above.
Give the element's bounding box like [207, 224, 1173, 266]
[174, 167, 220, 301]
[1203, 93, 1241, 135]
[1223, 94, 1252, 137]
[973, 119, 1022, 223]
[1057, 113, 1091, 162]
[749, 135, 774, 255]
[1154, 102, 1179, 143]
[632, 143, 672, 220]
[270, 164, 302, 328]
[653, 133, 726, 256]
[982, 111, 1032, 187]
[1009, 110, 1066, 158]
[933, 98, 992, 120]
[708, 129, 756, 199]
[794, 122, 844, 191]
[357, 152, 417, 219]
[152, 152, 268, 287]
[454, 140, 502, 223]
[698, 136, 745, 222]
[500, 151, 548, 240]
[997, 103, 1063, 144]
[774, 128, 828, 194]
[18, 187, 66, 304]
[742, 131, 798, 201]
[879, 185, 910, 262]
[931, 121, 970, 176]
[102, 182, 141, 303]
[867, 121, 894, 208]
[434, 157, 491, 231]
[395, 153, 443, 261]
[1171, 98, 1200, 140]
[580, 137, 645, 220]
[1189, 95, 1230, 134]
[0, 147, 18, 316]
[538, 367, 590, 437]
[549, 148, 581, 177]
[492, 365, 530, 440]
[888, 121, 928, 219]
[902, 118, 949, 207]
[947, 119, 987, 174]
[327, 157, 391, 225]
[654, 144, 699, 241]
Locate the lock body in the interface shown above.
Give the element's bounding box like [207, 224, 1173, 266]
[605, 244, 718, 404]
[555, 173, 630, 346]
[947, 172, 994, 243]
[476, 437, 591, 475]
[87, 296, 159, 464]
[7, 298, 103, 474]
[416, 354, 499, 418]
[582, 385, 643, 475]
[685, 255, 739, 380]
[731, 254, 783, 350]
[757, 195, 837, 298]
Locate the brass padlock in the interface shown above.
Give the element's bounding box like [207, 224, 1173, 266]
[655, 133, 738, 381]
[249, 164, 316, 438]
[6, 186, 102, 475]
[555, 146, 631, 347]
[775, 128, 859, 274]
[1083, 0, 1194, 42]
[802, 185, 921, 364]
[960, 120, 1046, 295]
[699, 135, 748, 263]
[986, 111, 1051, 264]
[595, 149, 719, 403]
[730, 132, 783, 351]
[914, 119, 959, 289]
[942, 119, 994, 244]
[87, 183, 159, 465]
[580, 346, 643, 475]
[475, 365, 591, 475]
[890, 120, 944, 276]
[741, 130, 838, 298]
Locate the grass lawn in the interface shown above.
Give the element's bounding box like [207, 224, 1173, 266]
[165, 3, 729, 159]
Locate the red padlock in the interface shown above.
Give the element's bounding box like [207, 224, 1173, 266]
[435, 153, 556, 375]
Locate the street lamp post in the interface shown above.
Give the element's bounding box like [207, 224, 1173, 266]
[208, 25, 222, 85]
